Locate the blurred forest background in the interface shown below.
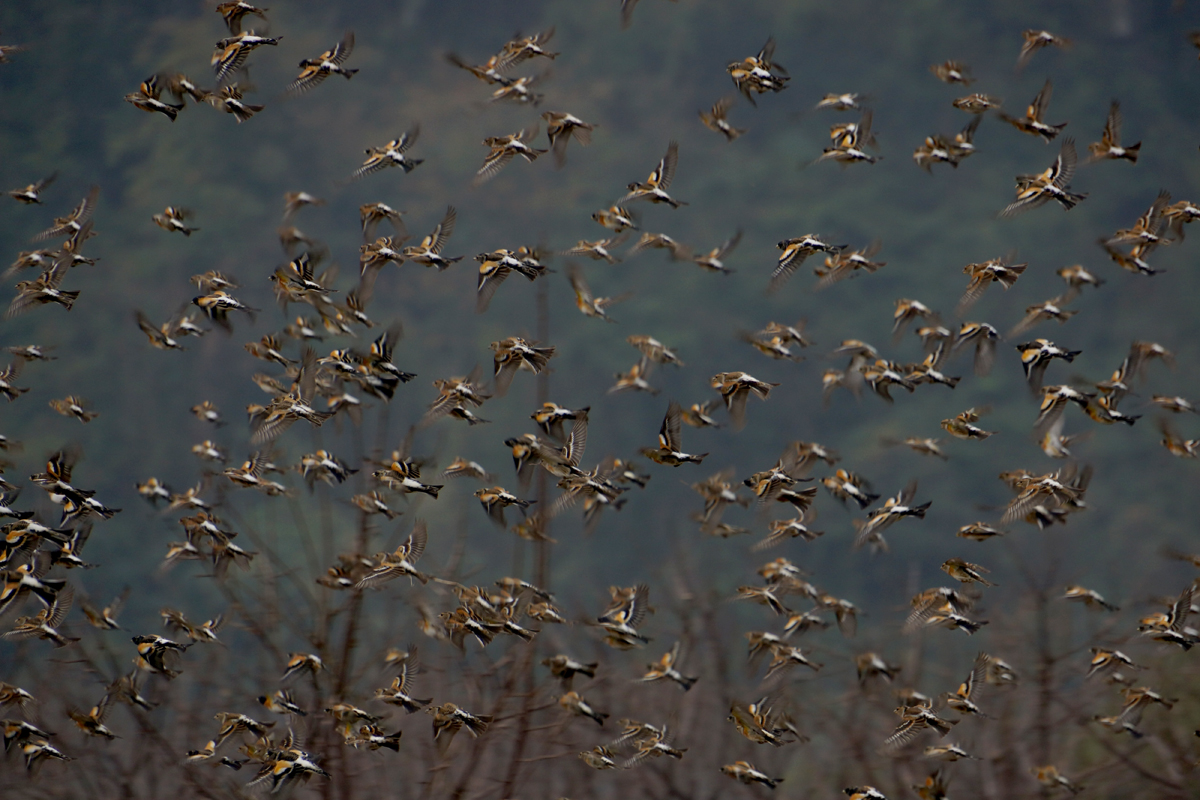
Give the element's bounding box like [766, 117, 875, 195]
[1, 1, 1199, 798]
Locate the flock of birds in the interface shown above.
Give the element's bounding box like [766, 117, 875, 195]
[2, 3, 1200, 798]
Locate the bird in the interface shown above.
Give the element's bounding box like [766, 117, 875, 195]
[1087, 100, 1140, 163]
[711, 372, 779, 429]
[692, 229, 742, 274]
[1063, 585, 1119, 612]
[473, 486, 531, 529]
[543, 654, 598, 688]
[997, 79, 1067, 141]
[621, 140, 687, 207]
[426, 702, 492, 754]
[542, 111, 595, 165]
[579, 745, 618, 769]
[930, 60, 973, 84]
[953, 92, 1001, 113]
[815, 240, 886, 289]
[210, 30, 280, 84]
[941, 407, 996, 440]
[124, 74, 184, 121]
[941, 558, 995, 587]
[1018, 29, 1072, 70]
[727, 37, 789, 105]
[567, 264, 632, 322]
[4, 584, 77, 647]
[8, 173, 56, 205]
[356, 520, 430, 587]
[215, 2, 268, 35]
[853, 481, 931, 551]
[152, 207, 198, 236]
[958, 253, 1028, 312]
[856, 652, 902, 684]
[814, 108, 879, 165]
[48, 395, 98, 423]
[492, 336, 556, 396]
[286, 31, 357, 95]
[699, 96, 747, 141]
[1031, 765, 1083, 795]
[561, 232, 629, 263]
[559, 691, 608, 726]
[722, 760, 783, 789]
[641, 401, 707, 466]
[770, 234, 843, 292]
[640, 642, 698, 690]
[205, 83, 264, 122]
[1009, 296, 1078, 338]
[402, 205, 462, 269]
[1106, 190, 1171, 250]
[1018, 340, 1081, 393]
[475, 126, 546, 184]
[1138, 585, 1197, 650]
[352, 127, 423, 179]
[132, 634, 190, 679]
[884, 700, 958, 750]
[815, 92, 866, 110]
[359, 202, 406, 240]
[1001, 138, 1086, 217]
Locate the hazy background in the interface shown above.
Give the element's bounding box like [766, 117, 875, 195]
[1, 2, 1199, 793]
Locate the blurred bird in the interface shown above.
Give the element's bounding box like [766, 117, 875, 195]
[568, 264, 631, 322]
[561, 232, 629, 263]
[1010, 296, 1077, 338]
[356, 520, 430, 587]
[1087, 100, 1140, 163]
[425, 702, 492, 754]
[206, 83, 263, 122]
[8, 173, 56, 205]
[1018, 30, 1072, 70]
[712, 372, 778, 429]
[1063, 585, 1119, 612]
[580, 745, 618, 769]
[692, 229, 742, 274]
[931, 60, 973, 84]
[640, 641, 698, 690]
[152, 206, 197, 236]
[723, 760, 783, 789]
[814, 108, 878, 165]
[815, 92, 866, 110]
[559, 691, 608, 726]
[953, 93, 1001, 113]
[48, 396, 98, 423]
[1031, 765, 1083, 795]
[998, 79, 1066, 141]
[941, 407, 996, 440]
[216, 2, 268, 34]
[542, 111, 595, 165]
[699, 96, 747, 141]
[727, 37, 789, 105]
[856, 652, 902, 684]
